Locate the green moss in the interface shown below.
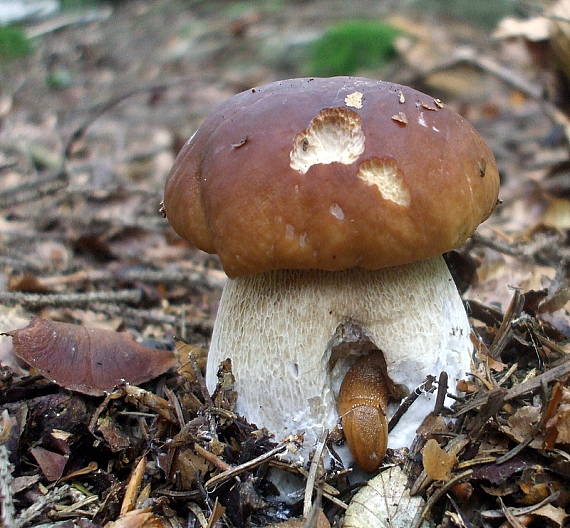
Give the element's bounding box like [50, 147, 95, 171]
[308, 20, 398, 77]
[0, 25, 32, 62]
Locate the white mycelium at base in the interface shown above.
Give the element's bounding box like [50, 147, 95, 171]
[206, 256, 472, 460]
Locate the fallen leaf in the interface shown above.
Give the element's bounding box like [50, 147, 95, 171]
[422, 438, 457, 481]
[344, 466, 430, 528]
[531, 504, 568, 527]
[546, 388, 570, 445]
[5, 318, 176, 396]
[30, 446, 68, 481]
[105, 508, 167, 528]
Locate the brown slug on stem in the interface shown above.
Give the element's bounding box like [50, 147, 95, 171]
[337, 353, 389, 472]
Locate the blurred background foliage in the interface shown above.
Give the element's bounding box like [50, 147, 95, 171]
[308, 20, 399, 76]
[0, 25, 32, 62]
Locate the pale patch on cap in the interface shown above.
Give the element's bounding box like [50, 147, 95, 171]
[290, 107, 365, 174]
[345, 91, 363, 109]
[357, 158, 410, 206]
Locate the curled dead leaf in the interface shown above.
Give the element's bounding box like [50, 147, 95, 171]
[5, 318, 176, 396]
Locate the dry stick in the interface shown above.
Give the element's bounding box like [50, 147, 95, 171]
[204, 440, 293, 490]
[404, 48, 570, 143]
[120, 456, 147, 515]
[499, 497, 526, 528]
[64, 74, 215, 159]
[35, 266, 222, 290]
[0, 255, 43, 273]
[433, 371, 448, 415]
[489, 290, 524, 360]
[470, 233, 527, 258]
[388, 375, 436, 432]
[471, 232, 564, 261]
[0, 289, 142, 308]
[194, 443, 231, 472]
[481, 490, 560, 520]
[0, 411, 14, 528]
[303, 489, 324, 528]
[495, 436, 534, 465]
[0, 172, 68, 210]
[15, 485, 71, 528]
[412, 469, 474, 528]
[456, 358, 570, 416]
[303, 429, 328, 519]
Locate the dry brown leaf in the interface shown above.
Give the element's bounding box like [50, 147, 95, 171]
[422, 438, 457, 481]
[5, 318, 176, 396]
[456, 379, 478, 393]
[105, 508, 167, 528]
[546, 388, 570, 445]
[175, 340, 208, 382]
[506, 406, 542, 442]
[493, 16, 551, 42]
[173, 448, 211, 489]
[530, 503, 568, 527]
[29, 447, 68, 482]
[540, 198, 570, 230]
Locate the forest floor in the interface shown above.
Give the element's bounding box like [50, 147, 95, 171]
[0, 1, 569, 527]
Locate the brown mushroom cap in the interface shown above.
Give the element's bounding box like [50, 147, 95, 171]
[165, 77, 499, 277]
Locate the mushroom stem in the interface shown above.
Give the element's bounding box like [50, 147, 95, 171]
[338, 354, 389, 472]
[206, 256, 472, 457]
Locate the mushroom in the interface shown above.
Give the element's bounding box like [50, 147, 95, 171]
[164, 77, 499, 469]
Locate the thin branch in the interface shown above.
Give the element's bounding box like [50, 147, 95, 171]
[0, 289, 142, 308]
[204, 438, 300, 490]
[303, 429, 328, 519]
[388, 375, 436, 432]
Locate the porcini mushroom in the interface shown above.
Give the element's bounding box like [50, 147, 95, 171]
[164, 77, 499, 470]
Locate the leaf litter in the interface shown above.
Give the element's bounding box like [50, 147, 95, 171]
[0, 0, 569, 527]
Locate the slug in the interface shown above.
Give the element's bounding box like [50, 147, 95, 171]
[337, 354, 389, 472]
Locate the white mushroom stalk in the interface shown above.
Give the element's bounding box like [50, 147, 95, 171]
[206, 256, 472, 454]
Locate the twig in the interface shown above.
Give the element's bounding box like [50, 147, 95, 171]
[15, 485, 71, 528]
[388, 375, 436, 432]
[64, 75, 215, 159]
[499, 497, 527, 528]
[412, 470, 473, 528]
[303, 430, 328, 519]
[0, 171, 68, 210]
[456, 358, 570, 416]
[303, 489, 323, 528]
[0, 289, 142, 308]
[34, 266, 223, 290]
[404, 47, 570, 143]
[0, 411, 14, 528]
[204, 438, 299, 490]
[194, 443, 231, 472]
[489, 290, 524, 359]
[120, 456, 146, 515]
[25, 8, 113, 39]
[433, 371, 448, 415]
[481, 490, 560, 520]
[471, 233, 526, 258]
[495, 437, 533, 465]
[0, 255, 43, 273]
